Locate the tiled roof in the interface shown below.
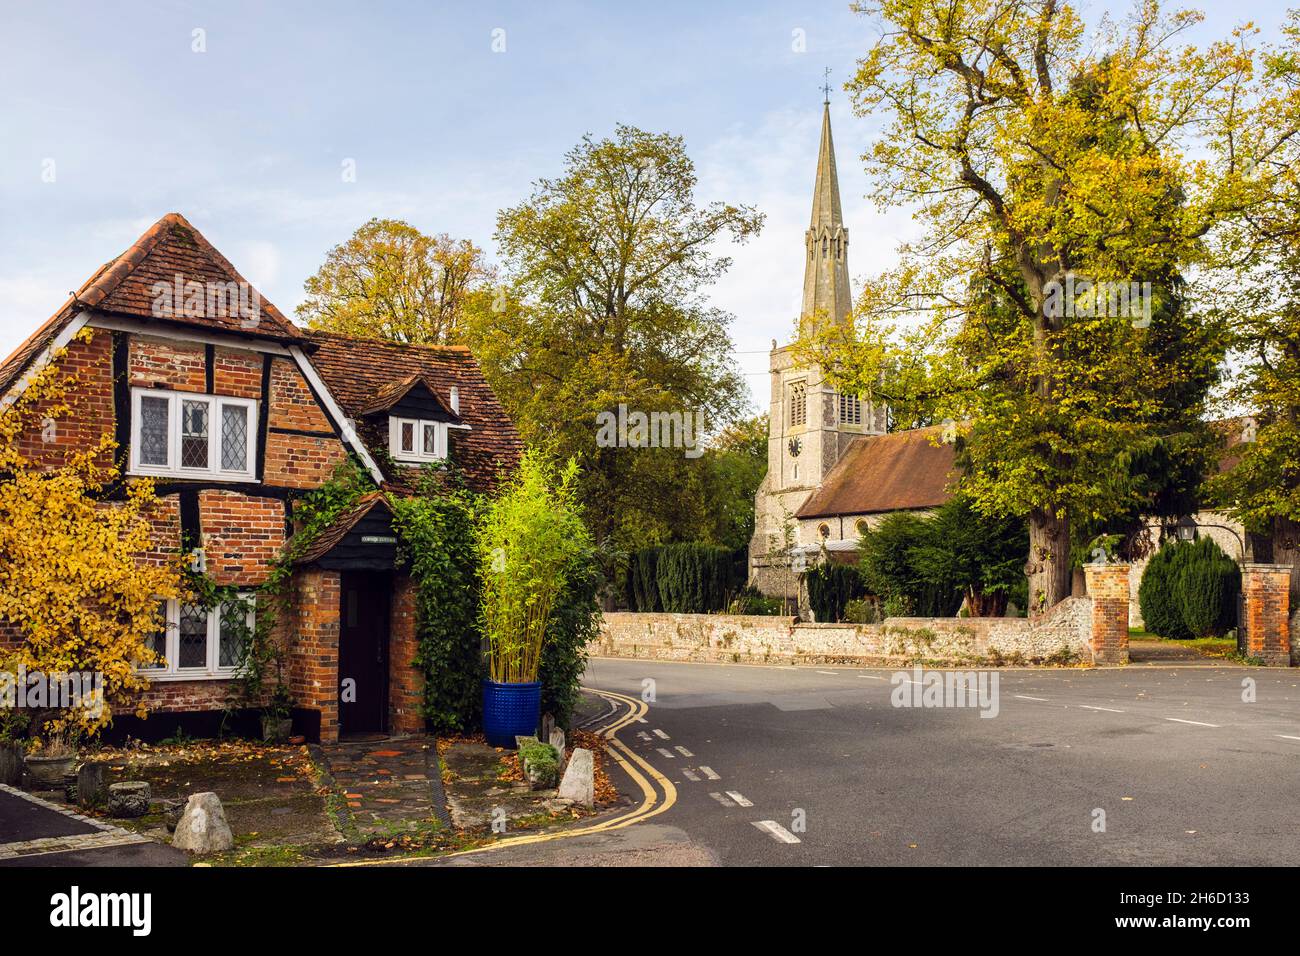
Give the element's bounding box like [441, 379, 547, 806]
[796, 426, 959, 518]
[289, 491, 389, 566]
[305, 330, 523, 494]
[0, 212, 299, 399]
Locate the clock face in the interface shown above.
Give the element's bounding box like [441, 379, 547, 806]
[788, 437, 802, 457]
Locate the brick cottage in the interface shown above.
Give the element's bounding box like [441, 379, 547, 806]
[0, 214, 522, 742]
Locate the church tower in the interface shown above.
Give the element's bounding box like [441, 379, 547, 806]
[748, 96, 886, 596]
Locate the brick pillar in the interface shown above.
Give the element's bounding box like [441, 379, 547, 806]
[388, 573, 426, 735]
[291, 568, 341, 742]
[1241, 564, 1292, 666]
[1084, 563, 1130, 664]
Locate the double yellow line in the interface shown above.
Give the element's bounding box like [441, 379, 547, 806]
[333, 687, 675, 865]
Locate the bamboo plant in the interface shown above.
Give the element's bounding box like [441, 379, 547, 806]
[477, 450, 590, 684]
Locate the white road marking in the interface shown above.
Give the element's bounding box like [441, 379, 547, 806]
[636, 731, 651, 741]
[1015, 695, 1050, 702]
[681, 768, 700, 781]
[1079, 705, 1125, 713]
[859, 674, 887, 680]
[653, 729, 670, 739]
[1276, 735, 1300, 742]
[656, 747, 676, 759]
[699, 766, 721, 780]
[752, 820, 801, 844]
[1164, 717, 1220, 728]
[674, 745, 694, 757]
[709, 792, 736, 807]
[816, 670, 838, 676]
[726, 791, 754, 807]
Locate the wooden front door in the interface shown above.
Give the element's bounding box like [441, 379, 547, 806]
[338, 571, 391, 735]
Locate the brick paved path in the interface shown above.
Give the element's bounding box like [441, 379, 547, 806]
[318, 735, 449, 837]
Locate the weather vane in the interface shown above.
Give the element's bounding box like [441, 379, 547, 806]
[822, 67, 832, 104]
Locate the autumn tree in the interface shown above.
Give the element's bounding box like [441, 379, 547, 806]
[461, 125, 763, 547]
[0, 331, 184, 739]
[298, 218, 491, 344]
[802, 1, 1286, 613]
[1205, 14, 1300, 550]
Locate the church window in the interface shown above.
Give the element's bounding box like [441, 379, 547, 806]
[855, 519, 870, 536]
[839, 392, 862, 425]
[789, 382, 807, 426]
[818, 523, 830, 540]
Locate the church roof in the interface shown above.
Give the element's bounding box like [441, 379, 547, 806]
[796, 426, 959, 518]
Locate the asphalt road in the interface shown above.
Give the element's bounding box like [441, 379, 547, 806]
[580, 656, 1300, 866]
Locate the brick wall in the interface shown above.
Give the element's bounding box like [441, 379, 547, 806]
[212, 347, 262, 399]
[1242, 563, 1292, 666]
[14, 329, 114, 468]
[388, 573, 425, 735]
[268, 357, 333, 433]
[129, 335, 206, 391]
[289, 568, 341, 742]
[138, 678, 237, 713]
[1084, 563, 1130, 664]
[197, 491, 286, 586]
[263, 432, 348, 489]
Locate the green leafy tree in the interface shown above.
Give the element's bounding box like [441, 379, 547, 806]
[461, 125, 763, 548]
[909, 497, 1028, 617]
[298, 218, 491, 344]
[801, 1, 1285, 613]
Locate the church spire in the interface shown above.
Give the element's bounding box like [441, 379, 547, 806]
[801, 99, 852, 325]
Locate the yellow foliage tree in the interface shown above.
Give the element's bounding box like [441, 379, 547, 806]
[0, 329, 184, 740]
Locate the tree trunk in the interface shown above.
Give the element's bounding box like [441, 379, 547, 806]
[1026, 508, 1071, 618]
[966, 588, 1008, 618]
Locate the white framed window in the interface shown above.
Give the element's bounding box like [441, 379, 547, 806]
[389, 416, 448, 463]
[139, 595, 255, 680]
[129, 388, 257, 480]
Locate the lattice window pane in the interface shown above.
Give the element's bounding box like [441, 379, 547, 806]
[181, 400, 210, 468]
[139, 395, 170, 466]
[221, 404, 248, 471]
[141, 600, 168, 669]
[400, 421, 415, 453]
[178, 602, 208, 669]
[423, 422, 437, 455]
[218, 601, 248, 668]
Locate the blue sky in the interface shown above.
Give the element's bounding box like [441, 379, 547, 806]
[0, 1, 1292, 410]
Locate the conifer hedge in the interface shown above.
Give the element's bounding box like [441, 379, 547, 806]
[1138, 537, 1240, 639]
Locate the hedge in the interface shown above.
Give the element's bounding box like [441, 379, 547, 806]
[1138, 537, 1240, 639]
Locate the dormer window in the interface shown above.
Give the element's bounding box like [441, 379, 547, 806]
[129, 387, 257, 481]
[390, 417, 447, 463]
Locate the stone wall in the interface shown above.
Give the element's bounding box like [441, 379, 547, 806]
[594, 597, 1092, 667]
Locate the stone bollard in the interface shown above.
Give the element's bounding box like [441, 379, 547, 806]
[76, 762, 105, 808]
[172, 792, 234, 854]
[557, 747, 594, 809]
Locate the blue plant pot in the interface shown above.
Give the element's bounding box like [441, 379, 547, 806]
[482, 679, 541, 748]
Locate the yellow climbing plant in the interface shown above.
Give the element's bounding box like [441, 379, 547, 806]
[0, 328, 184, 739]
